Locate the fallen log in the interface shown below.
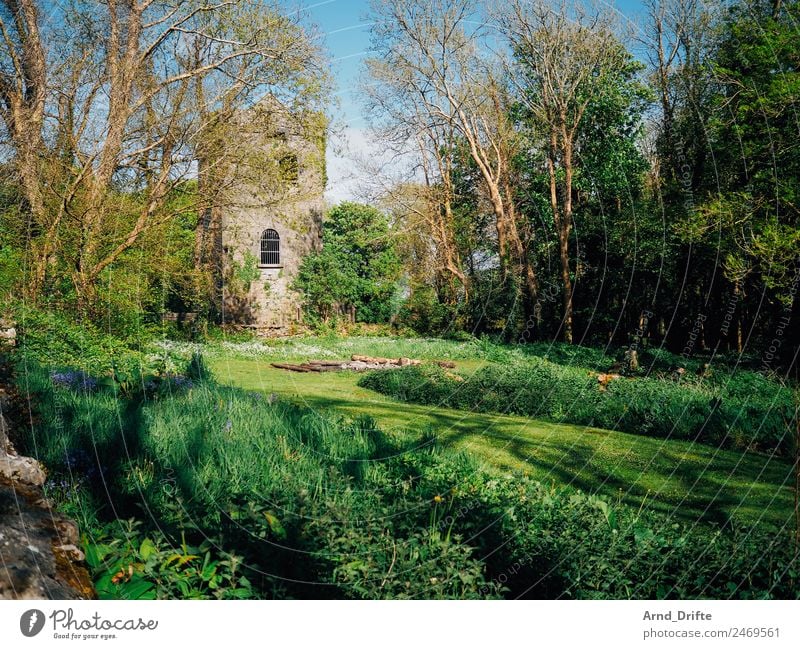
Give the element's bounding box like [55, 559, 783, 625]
[271, 363, 314, 373]
[273, 356, 443, 374]
[351, 354, 391, 364]
[350, 354, 422, 366]
[309, 364, 342, 372]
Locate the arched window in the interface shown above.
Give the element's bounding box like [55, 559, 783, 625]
[260, 229, 280, 266]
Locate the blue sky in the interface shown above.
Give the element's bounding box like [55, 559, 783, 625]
[301, 0, 374, 202]
[299, 0, 649, 201]
[306, 1, 373, 133]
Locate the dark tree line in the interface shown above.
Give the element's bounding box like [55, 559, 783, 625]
[364, 0, 799, 367]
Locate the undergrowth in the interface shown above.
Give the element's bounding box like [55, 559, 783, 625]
[16, 356, 800, 599]
[359, 360, 798, 456]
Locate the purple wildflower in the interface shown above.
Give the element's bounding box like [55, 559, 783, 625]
[166, 375, 193, 390]
[50, 370, 98, 393]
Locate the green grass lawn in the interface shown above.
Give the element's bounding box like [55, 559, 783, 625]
[209, 354, 796, 530]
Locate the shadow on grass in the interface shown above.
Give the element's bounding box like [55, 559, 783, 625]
[291, 392, 795, 530]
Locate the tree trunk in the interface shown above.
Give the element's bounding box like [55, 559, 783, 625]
[561, 131, 575, 344]
[440, 176, 469, 300]
[548, 129, 573, 344]
[0, 0, 48, 299]
[734, 281, 743, 353]
[559, 235, 573, 344]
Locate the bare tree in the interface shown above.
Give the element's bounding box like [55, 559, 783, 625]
[365, 0, 539, 323]
[638, 0, 718, 186]
[0, 0, 327, 311]
[498, 0, 628, 343]
[363, 58, 468, 300]
[0, 0, 49, 294]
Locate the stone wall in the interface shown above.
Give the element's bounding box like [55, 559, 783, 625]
[0, 360, 93, 600]
[212, 99, 326, 333]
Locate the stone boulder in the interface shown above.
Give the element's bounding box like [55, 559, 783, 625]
[0, 372, 94, 600]
[0, 475, 94, 599]
[0, 318, 16, 348]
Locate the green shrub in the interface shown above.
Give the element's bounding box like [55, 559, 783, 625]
[398, 284, 460, 336]
[523, 341, 616, 369]
[0, 243, 21, 296]
[84, 519, 257, 600]
[294, 202, 403, 324]
[359, 360, 797, 455]
[11, 305, 148, 374]
[467, 478, 799, 599]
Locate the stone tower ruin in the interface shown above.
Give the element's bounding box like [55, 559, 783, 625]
[200, 98, 325, 333]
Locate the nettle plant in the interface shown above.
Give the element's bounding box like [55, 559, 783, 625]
[84, 519, 256, 600]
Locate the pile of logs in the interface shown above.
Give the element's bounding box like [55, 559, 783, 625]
[271, 355, 456, 373]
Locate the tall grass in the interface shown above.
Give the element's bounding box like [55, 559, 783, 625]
[359, 360, 797, 455]
[19, 361, 498, 598]
[17, 358, 800, 599]
[150, 335, 494, 363]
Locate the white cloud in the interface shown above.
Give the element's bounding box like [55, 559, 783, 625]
[325, 126, 375, 203]
[324, 125, 404, 204]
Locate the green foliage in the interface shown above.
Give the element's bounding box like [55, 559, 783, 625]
[522, 341, 616, 369]
[360, 357, 797, 456]
[84, 520, 255, 600]
[699, 0, 800, 302]
[0, 182, 26, 297]
[22, 359, 502, 599]
[186, 352, 213, 382]
[294, 245, 360, 321]
[397, 283, 459, 336]
[295, 202, 402, 324]
[20, 351, 799, 599]
[467, 477, 799, 599]
[315, 523, 497, 599]
[11, 304, 149, 375]
[230, 251, 262, 291]
[0, 243, 21, 297]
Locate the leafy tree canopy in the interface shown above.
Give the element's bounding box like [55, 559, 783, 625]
[295, 202, 402, 324]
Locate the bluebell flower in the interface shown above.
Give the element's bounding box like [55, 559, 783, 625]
[166, 375, 193, 390]
[61, 448, 107, 483]
[50, 370, 98, 393]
